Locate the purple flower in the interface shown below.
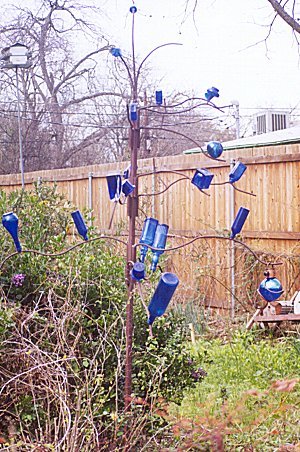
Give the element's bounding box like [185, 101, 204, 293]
[192, 367, 208, 382]
[11, 273, 26, 287]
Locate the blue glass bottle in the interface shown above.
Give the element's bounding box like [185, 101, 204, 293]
[106, 173, 122, 201]
[155, 90, 163, 105]
[206, 141, 223, 159]
[2, 212, 22, 252]
[129, 5, 137, 13]
[205, 87, 219, 102]
[191, 168, 214, 190]
[122, 180, 135, 197]
[130, 103, 138, 121]
[229, 161, 247, 183]
[110, 47, 122, 58]
[148, 272, 179, 325]
[71, 210, 88, 241]
[130, 261, 146, 281]
[123, 165, 131, 179]
[139, 217, 158, 263]
[150, 223, 169, 271]
[230, 207, 250, 239]
[258, 277, 283, 302]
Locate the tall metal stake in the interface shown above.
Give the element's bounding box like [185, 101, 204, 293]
[124, 124, 139, 411]
[124, 5, 139, 414]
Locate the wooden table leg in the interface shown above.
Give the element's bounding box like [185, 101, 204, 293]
[246, 309, 263, 330]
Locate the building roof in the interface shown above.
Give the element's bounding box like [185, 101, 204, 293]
[183, 125, 300, 154]
[222, 125, 300, 150]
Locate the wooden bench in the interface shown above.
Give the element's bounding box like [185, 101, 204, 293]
[246, 291, 300, 330]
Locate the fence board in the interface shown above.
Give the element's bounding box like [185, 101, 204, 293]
[1, 143, 300, 311]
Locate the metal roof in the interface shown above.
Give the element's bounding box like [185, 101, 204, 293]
[222, 125, 300, 150]
[183, 125, 300, 154]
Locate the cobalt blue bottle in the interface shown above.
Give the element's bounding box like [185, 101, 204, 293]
[106, 173, 122, 201]
[139, 217, 158, 262]
[229, 161, 247, 183]
[2, 212, 22, 252]
[130, 261, 146, 281]
[155, 90, 163, 105]
[230, 207, 250, 239]
[148, 273, 179, 325]
[71, 210, 88, 241]
[191, 168, 214, 190]
[150, 223, 169, 271]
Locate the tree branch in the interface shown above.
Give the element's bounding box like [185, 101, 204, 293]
[266, 0, 300, 34]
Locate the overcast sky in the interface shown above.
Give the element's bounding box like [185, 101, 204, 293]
[5, 0, 300, 135]
[100, 0, 300, 129]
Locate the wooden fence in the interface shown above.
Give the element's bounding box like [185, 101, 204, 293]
[1, 142, 300, 311]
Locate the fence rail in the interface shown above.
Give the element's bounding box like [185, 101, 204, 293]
[1, 142, 300, 311]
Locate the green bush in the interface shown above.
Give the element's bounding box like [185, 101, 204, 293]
[0, 183, 195, 450]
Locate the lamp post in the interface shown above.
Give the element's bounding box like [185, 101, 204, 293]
[1, 43, 32, 189]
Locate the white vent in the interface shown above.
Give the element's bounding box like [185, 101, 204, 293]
[253, 110, 290, 135]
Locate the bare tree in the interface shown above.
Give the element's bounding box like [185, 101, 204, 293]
[187, 0, 300, 35]
[0, 0, 126, 172]
[0, 1, 234, 174]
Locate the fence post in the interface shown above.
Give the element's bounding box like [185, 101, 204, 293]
[88, 172, 93, 225]
[230, 159, 236, 319]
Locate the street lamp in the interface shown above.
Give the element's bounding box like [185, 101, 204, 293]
[1, 43, 32, 189]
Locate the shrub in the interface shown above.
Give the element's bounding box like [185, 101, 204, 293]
[0, 183, 195, 450]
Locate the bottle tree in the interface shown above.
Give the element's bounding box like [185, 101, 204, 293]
[0, 3, 284, 434]
[106, 4, 282, 414]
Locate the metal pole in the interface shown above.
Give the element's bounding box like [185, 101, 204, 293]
[124, 122, 139, 412]
[234, 101, 240, 139]
[88, 172, 93, 226]
[15, 67, 25, 189]
[124, 5, 139, 415]
[230, 159, 235, 319]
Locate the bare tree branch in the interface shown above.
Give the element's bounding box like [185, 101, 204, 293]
[266, 0, 300, 34]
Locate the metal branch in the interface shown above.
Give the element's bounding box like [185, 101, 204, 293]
[138, 177, 188, 197]
[140, 126, 225, 162]
[136, 43, 183, 86]
[137, 169, 192, 179]
[212, 181, 257, 197]
[0, 235, 128, 271]
[134, 235, 283, 266]
[138, 173, 210, 197]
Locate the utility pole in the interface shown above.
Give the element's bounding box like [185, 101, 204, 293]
[232, 99, 240, 139]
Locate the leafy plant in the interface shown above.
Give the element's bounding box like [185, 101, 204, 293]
[0, 183, 196, 450]
[172, 331, 300, 450]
